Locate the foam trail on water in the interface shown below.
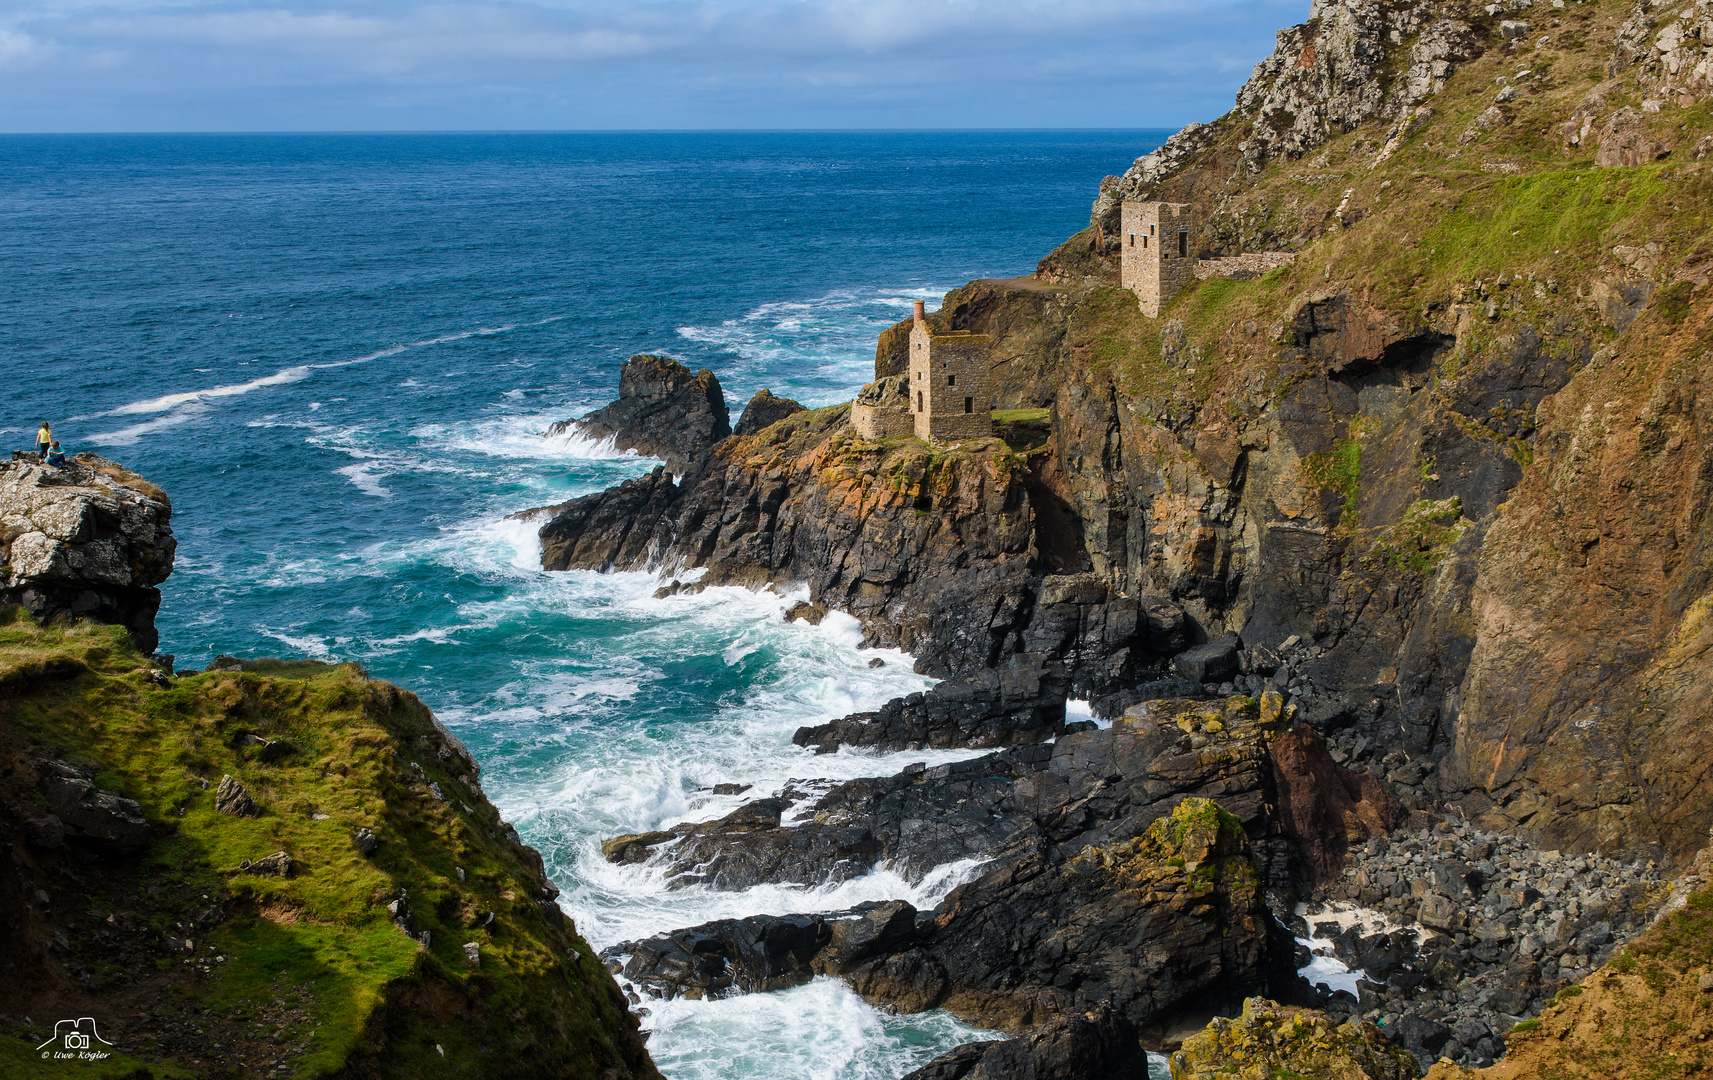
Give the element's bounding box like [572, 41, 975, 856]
[112, 365, 313, 415]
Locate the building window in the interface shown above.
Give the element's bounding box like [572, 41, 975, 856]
[948, 374, 956, 387]
[1127, 234, 1134, 247]
[1149, 224, 1155, 236]
[1142, 235, 1148, 249]
[917, 391, 924, 412]
[964, 397, 973, 414]
[1179, 231, 1188, 257]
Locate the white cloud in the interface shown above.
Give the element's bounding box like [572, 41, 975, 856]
[0, 0, 1307, 129]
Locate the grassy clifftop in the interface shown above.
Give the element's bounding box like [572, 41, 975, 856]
[0, 612, 657, 1080]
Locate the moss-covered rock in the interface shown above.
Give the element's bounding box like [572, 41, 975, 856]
[1169, 997, 1419, 1080]
[0, 612, 657, 1080]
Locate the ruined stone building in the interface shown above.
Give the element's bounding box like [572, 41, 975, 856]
[1121, 201, 1196, 317]
[906, 300, 993, 441]
[850, 374, 913, 440]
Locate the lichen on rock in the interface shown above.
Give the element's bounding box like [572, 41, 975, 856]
[1170, 997, 1420, 1080]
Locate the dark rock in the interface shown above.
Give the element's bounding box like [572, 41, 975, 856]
[711, 783, 752, 796]
[352, 827, 380, 856]
[1140, 595, 1188, 654]
[898, 1003, 1145, 1080]
[793, 663, 1068, 753]
[23, 815, 66, 850]
[548, 354, 730, 469]
[894, 799, 1270, 1031]
[41, 766, 149, 848]
[240, 851, 293, 877]
[869, 657, 885, 668]
[733, 388, 807, 437]
[214, 774, 260, 818]
[1170, 635, 1240, 684]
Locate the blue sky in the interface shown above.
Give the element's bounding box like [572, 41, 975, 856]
[0, 0, 1305, 131]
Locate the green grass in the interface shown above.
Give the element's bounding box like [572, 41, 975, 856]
[0, 611, 654, 1080]
[990, 408, 1050, 424]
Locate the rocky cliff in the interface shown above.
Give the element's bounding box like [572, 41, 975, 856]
[0, 463, 657, 1080]
[536, 0, 1713, 869]
[1, 454, 176, 655]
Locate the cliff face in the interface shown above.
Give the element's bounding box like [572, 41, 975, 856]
[0, 462, 656, 1080]
[535, 0, 1713, 865]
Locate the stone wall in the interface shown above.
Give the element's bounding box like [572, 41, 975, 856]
[1120, 201, 1196, 317]
[909, 308, 994, 442]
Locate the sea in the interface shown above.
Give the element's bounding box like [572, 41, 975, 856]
[0, 131, 1171, 1080]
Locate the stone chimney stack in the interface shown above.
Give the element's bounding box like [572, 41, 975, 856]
[913, 300, 927, 324]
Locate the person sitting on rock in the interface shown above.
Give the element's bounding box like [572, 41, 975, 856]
[36, 421, 52, 458]
[45, 441, 67, 468]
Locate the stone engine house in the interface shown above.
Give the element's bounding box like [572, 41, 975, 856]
[907, 300, 993, 441]
[1121, 201, 1196, 317]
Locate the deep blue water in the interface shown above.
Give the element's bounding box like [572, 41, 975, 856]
[1, 132, 1169, 1080]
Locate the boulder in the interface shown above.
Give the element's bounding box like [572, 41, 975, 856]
[0, 456, 176, 653]
[240, 851, 293, 877]
[214, 774, 261, 818]
[600, 830, 674, 864]
[548, 355, 730, 468]
[733, 388, 807, 437]
[1170, 635, 1240, 684]
[351, 827, 380, 855]
[40, 762, 149, 849]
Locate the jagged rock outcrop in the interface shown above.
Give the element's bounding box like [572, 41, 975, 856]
[608, 799, 1287, 1037]
[548, 354, 731, 468]
[1093, 0, 1484, 240]
[604, 697, 1406, 1045]
[0, 454, 175, 654]
[733, 387, 806, 436]
[633, 695, 1397, 896]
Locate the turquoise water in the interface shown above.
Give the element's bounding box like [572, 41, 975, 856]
[2, 132, 1170, 1079]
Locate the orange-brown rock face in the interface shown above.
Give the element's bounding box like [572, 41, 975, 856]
[1452, 295, 1713, 860]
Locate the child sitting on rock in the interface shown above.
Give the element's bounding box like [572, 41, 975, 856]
[44, 441, 68, 468]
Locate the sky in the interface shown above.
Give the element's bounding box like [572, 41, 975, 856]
[0, 0, 1306, 132]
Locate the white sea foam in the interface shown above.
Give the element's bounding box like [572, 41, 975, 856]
[336, 460, 393, 499]
[261, 631, 333, 659]
[645, 977, 990, 1080]
[1294, 901, 1433, 997]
